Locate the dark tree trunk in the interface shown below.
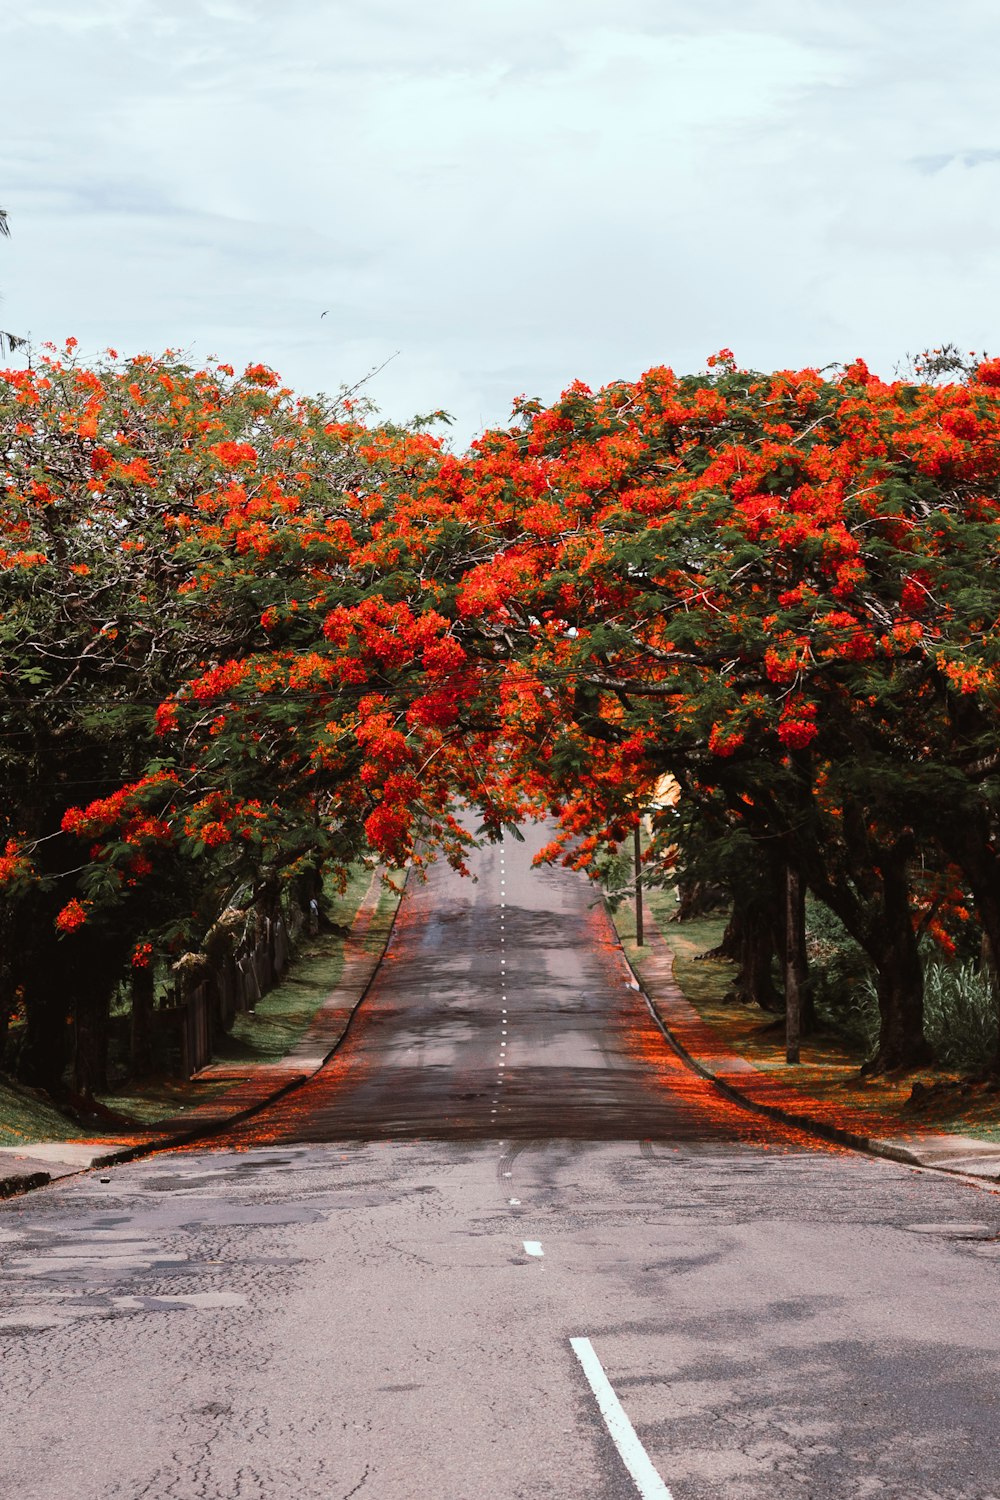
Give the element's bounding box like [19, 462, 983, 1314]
[861, 850, 932, 1074]
[130, 963, 155, 1078]
[780, 861, 815, 1045]
[742, 920, 783, 1012]
[708, 906, 743, 962]
[673, 878, 726, 922]
[0, 942, 15, 1067]
[726, 910, 783, 1013]
[73, 980, 110, 1098]
[784, 864, 804, 1062]
[18, 944, 71, 1092]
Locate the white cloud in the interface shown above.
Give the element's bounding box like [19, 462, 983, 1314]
[3, 2, 1000, 444]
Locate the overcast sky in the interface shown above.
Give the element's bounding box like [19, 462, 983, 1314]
[3, 1, 999, 447]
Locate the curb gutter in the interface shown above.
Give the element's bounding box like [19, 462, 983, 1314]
[0, 868, 406, 1203]
[606, 900, 1000, 1188]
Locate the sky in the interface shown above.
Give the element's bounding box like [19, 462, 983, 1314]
[2, 0, 1000, 448]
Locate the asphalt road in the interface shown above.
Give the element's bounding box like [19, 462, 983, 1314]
[2, 824, 1000, 1500]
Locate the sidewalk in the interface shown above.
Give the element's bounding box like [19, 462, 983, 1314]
[615, 903, 1000, 1185]
[0, 870, 403, 1201]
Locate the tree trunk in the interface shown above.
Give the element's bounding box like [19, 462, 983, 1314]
[728, 913, 782, 1012]
[130, 963, 155, 1078]
[707, 905, 743, 962]
[18, 944, 70, 1092]
[780, 861, 815, 1045]
[73, 981, 110, 1098]
[0, 943, 15, 1068]
[784, 864, 805, 1062]
[633, 824, 644, 947]
[861, 851, 932, 1073]
[673, 877, 725, 922]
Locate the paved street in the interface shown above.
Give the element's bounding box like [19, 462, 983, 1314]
[2, 826, 1000, 1499]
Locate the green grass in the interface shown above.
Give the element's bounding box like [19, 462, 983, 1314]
[2, 862, 399, 1142]
[0, 1078, 84, 1148]
[217, 864, 378, 1067]
[615, 881, 736, 1009]
[612, 879, 1000, 1146]
[106, 866, 404, 1123]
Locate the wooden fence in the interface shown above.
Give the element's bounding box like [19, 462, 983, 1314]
[168, 908, 297, 1077]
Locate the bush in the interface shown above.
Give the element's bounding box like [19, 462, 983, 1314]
[920, 959, 997, 1073]
[806, 899, 879, 1052]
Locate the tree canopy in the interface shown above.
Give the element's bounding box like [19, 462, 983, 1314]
[4, 343, 1000, 1090]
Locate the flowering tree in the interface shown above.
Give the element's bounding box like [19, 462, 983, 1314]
[5, 339, 1000, 1092]
[449, 354, 1000, 1072]
[0, 345, 505, 1091]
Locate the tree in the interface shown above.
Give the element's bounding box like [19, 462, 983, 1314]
[447, 354, 1000, 1072]
[0, 345, 506, 1092]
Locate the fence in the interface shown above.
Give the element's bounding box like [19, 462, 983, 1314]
[166, 909, 294, 1077]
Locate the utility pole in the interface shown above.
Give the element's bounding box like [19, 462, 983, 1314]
[785, 861, 802, 1064]
[634, 822, 644, 948]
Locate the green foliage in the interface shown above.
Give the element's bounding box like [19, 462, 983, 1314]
[808, 894, 999, 1071]
[595, 842, 635, 910]
[914, 959, 997, 1073]
[806, 898, 879, 1053]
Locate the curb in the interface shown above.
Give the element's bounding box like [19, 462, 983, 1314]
[0, 1169, 50, 1201]
[0, 869, 407, 1202]
[605, 899, 1000, 1188]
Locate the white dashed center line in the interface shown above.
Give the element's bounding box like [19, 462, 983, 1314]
[570, 1338, 673, 1499]
[494, 843, 508, 1121]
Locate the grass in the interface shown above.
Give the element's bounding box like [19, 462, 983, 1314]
[215, 863, 378, 1068]
[2, 863, 400, 1143]
[610, 880, 1000, 1146]
[616, 881, 736, 1009]
[0, 1078, 85, 1149]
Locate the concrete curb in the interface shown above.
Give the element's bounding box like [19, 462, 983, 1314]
[0, 1169, 50, 1201]
[606, 900, 1000, 1187]
[0, 869, 406, 1202]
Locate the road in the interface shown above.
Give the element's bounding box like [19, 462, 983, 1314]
[2, 824, 1000, 1500]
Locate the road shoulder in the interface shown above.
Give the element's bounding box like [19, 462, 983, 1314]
[610, 896, 1000, 1184]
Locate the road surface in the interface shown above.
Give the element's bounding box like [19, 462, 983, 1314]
[2, 824, 1000, 1499]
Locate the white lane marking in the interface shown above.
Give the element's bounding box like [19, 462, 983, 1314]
[570, 1338, 673, 1500]
[523, 1240, 543, 1257]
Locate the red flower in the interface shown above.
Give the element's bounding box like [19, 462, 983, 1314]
[708, 723, 745, 757]
[777, 699, 818, 749]
[975, 357, 1000, 387]
[210, 440, 258, 469]
[55, 899, 89, 933]
[131, 942, 153, 969]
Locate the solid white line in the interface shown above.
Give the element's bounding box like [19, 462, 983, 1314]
[523, 1240, 543, 1257]
[570, 1338, 673, 1500]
